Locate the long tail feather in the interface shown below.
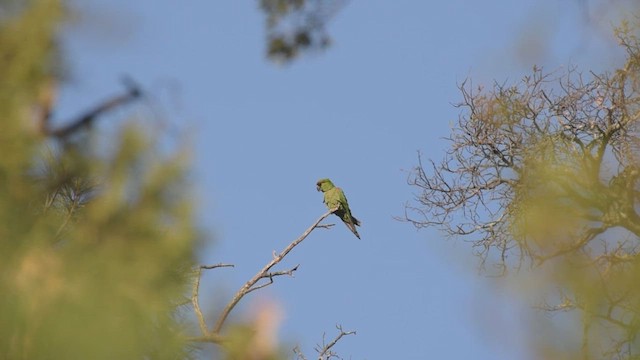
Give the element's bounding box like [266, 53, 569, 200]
[345, 222, 361, 239]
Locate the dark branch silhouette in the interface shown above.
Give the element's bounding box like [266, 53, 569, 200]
[42, 77, 142, 139]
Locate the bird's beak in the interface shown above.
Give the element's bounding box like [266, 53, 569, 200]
[316, 185, 321, 192]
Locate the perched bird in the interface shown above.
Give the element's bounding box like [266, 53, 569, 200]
[316, 178, 361, 239]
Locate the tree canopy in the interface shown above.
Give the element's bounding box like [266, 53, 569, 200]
[408, 21, 640, 358]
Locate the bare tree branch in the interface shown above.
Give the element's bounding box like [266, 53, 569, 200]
[293, 345, 309, 360]
[200, 263, 235, 270]
[245, 264, 300, 295]
[191, 263, 234, 340]
[406, 25, 640, 358]
[315, 324, 356, 360]
[43, 77, 142, 139]
[211, 209, 337, 335]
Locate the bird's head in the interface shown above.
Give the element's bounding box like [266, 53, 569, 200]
[316, 178, 335, 192]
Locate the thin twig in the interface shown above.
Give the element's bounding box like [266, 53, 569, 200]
[293, 345, 309, 360]
[192, 267, 209, 336]
[246, 265, 300, 295]
[201, 263, 235, 270]
[212, 209, 336, 334]
[316, 325, 356, 360]
[191, 263, 234, 338]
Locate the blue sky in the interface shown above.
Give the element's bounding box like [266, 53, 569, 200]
[58, 1, 630, 358]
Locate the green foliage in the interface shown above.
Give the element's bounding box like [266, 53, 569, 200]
[0, 1, 199, 359]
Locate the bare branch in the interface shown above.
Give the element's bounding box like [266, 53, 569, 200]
[200, 263, 235, 270]
[293, 345, 309, 360]
[44, 77, 142, 139]
[536, 227, 606, 264]
[245, 265, 300, 294]
[191, 262, 234, 339]
[406, 27, 640, 358]
[212, 209, 335, 334]
[315, 324, 356, 360]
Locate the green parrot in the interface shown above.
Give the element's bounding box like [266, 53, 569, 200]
[316, 178, 361, 239]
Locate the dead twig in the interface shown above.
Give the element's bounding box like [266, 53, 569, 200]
[293, 345, 309, 360]
[245, 264, 300, 295]
[200, 263, 235, 270]
[212, 209, 336, 335]
[191, 263, 234, 340]
[315, 324, 356, 360]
